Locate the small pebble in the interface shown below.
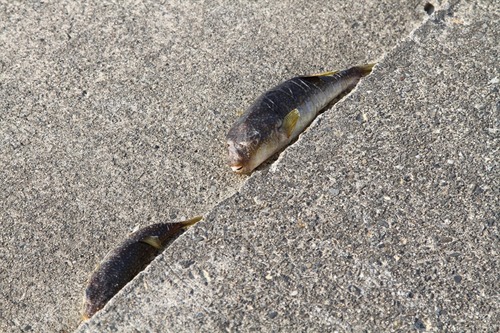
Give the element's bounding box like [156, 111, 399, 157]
[268, 311, 278, 319]
[414, 318, 426, 330]
[329, 188, 340, 196]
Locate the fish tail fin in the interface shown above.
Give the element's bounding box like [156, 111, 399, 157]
[179, 216, 203, 229]
[355, 63, 376, 76]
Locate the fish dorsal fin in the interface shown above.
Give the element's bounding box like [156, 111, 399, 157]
[140, 235, 162, 249]
[283, 109, 300, 138]
[306, 70, 339, 77]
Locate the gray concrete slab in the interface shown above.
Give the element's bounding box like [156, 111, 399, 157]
[75, 1, 499, 332]
[0, 1, 433, 332]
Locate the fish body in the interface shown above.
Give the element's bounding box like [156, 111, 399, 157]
[226, 64, 374, 173]
[82, 216, 202, 320]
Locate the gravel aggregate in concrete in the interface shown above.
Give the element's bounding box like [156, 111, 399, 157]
[75, 1, 498, 332]
[3, 0, 497, 332]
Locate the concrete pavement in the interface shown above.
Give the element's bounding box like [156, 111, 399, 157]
[1, 1, 497, 332]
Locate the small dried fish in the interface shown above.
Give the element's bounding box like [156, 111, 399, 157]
[226, 64, 374, 173]
[82, 216, 202, 320]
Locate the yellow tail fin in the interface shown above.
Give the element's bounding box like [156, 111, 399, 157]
[356, 63, 376, 76]
[180, 216, 203, 229]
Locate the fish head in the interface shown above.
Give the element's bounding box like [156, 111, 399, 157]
[81, 278, 107, 321]
[82, 295, 99, 321]
[226, 119, 280, 174]
[226, 130, 261, 174]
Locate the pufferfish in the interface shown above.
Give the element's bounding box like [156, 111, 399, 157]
[226, 64, 375, 174]
[82, 216, 202, 320]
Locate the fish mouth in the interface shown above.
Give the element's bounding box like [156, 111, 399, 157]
[231, 165, 244, 172]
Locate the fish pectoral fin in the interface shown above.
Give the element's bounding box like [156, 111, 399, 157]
[307, 70, 339, 77]
[282, 109, 300, 138]
[140, 236, 162, 249]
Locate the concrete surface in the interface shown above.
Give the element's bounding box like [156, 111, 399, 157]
[74, 1, 499, 332]
[1, 0, 497, 332]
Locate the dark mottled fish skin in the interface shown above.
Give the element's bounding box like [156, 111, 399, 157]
[82, 216, 202, 320]
[226, 65, 374, 173]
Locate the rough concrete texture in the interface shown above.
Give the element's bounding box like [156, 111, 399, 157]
[74, 1, 499, 332]
[0, 0, 497, 332]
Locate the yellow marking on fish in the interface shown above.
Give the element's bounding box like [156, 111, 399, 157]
[140, 236, 162, 249]
[283, 109, 300, 138]
[308, 70, 340, 77]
